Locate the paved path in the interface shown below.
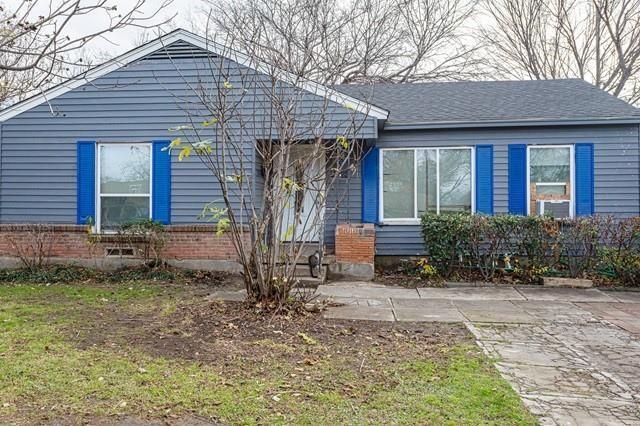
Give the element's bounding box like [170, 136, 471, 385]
[316, 283, 640, 425]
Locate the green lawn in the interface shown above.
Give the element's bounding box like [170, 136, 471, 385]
[0, 281, 536, 425]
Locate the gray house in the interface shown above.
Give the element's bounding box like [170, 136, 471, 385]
[0, 29, 639, 269]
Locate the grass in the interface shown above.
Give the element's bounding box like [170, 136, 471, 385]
[0, 281, 536, 425]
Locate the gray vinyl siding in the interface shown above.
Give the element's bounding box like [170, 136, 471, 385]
[0, 41, 376, 225]
[324, 166, 362, 249]
[375, 124, 640, 256]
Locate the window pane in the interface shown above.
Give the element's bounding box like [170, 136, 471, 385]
[100, 144, 150, 194]
[383, 150, 414, 219]
[100, 197, 150, 230]
[529, 147, 571, 218]
[417, 149, 437, 215]
[536, 184, 567, 196]
[530, 147, 570, 183]
[439, 149, 472, 213]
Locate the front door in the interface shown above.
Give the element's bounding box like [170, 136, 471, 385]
[280, 145, 325, 242]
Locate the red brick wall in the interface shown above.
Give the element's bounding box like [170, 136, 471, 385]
[0, 224, 248, 261]
[335, 223, 375, 264]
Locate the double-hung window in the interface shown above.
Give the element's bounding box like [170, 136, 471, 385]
[380, 147, 474, 222]
[97, 143, 152, 231]
[527, 145, 574, 218]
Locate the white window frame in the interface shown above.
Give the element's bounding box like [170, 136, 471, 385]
[96, 142, 153, 232]
[526, 144, 575, 218]
[378, 146, 476, 224]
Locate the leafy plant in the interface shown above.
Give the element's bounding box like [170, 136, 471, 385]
[599, 216, 640, 286]
[557, 217, 603, 278]
[117, 219, 167, 267]
[419, 213, 640, 285]
[420, 213, 471, 276]
[416, 258, 439, 280]
[466, 214, 519, 281]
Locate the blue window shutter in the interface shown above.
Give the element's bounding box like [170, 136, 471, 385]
[76, 141, 96, 225]
[575, 143, 595, 216]
[508, 144, 527, 215]
[361, 147, 379, 223]
[152, 140, 171, 224]
[475, 145, 494, 215]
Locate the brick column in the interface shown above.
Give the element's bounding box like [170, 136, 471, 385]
[335, 223, 375, 264]
[331, 223, 375, 281]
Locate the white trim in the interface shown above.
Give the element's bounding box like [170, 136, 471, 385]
[0, 29, 389, 122]
[96, 142, 152, 232]
[526, 145, 575, 218]
[379, 146, 475, 224]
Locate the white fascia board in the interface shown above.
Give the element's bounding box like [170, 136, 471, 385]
[0, 29, 389, 122]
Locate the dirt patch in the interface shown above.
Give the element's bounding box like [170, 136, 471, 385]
[72, 294, 469, 374]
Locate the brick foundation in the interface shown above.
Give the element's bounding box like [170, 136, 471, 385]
[0, 224, 248, 262]
[334, 223, 375, 264]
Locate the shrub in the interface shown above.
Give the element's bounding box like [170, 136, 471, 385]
[599, 217, 640, 286]
[420, 213, 640, 285]
[557, 217, 603, 278]
[420, 213, 470, 276]
[5, 224, 58, 271]
[466, 214, 519, 281]
[117, 219, 167, 266]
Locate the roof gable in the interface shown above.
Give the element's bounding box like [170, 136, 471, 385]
[0, 29, 389, 122]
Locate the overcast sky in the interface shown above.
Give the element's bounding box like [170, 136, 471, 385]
[69, 0, 204, 57]
[25, 0, 207, 56]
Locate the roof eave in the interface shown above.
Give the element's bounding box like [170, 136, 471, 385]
[382, 116, 640, 130]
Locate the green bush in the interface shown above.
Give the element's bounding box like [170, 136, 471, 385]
[420, 213, 640, 285]
[598, 217, 640, 286]
[420, 213, 471, 276]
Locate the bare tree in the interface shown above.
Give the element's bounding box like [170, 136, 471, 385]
[0, 0, 174, 105]
[200, 0, 481, 85]
[480, 0, 640, 105]
[159, 32, 373, 310]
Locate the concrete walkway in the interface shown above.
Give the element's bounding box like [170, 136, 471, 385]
[317, 283, 640, 425]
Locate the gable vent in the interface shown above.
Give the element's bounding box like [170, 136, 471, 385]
[139, 40, 216, 61]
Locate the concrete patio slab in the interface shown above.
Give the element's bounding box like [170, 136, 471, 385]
[542, 323, 640, 349]
[576, 302, 637, 321]
[496, 363, 634, 401]
[323, 305, 395, 322]
[417, 286, 526, 301]
[517, 287, 617, 303]
[316, 284, 420, 300]
[523, 394, 640, 426]
[607, 291, 640, 304]
[613, 302, 640, 316]
[392, 300, 466, 322]
[454, 300, 537, 323]
[467, 323, 562, 345]
[513, 300, 597, 324]
[480, 341, 590, 368]
[609, 319, 640, 335]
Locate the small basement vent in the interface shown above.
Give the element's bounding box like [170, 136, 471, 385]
[139, 40, 216, 61]
[105, 247, 135, 257]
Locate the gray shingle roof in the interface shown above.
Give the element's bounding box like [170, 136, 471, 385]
[335, 79, 640, 127]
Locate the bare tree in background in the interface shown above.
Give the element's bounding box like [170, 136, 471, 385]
[0, 0, 174, 105]
[481, 0, 640, 105]
[202, 0, 481, 85]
